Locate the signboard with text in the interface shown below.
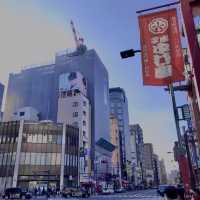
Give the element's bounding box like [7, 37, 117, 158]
[138, 9, 185, 85]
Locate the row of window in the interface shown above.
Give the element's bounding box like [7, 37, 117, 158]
[72, 121, 86, 127]
[0, 136, 18, 144]
[110, 102, 122, 108]
[110, 109, 123, 115]
[20, 152, 61, 166]
[0, 153, 16, 166]
[18, 152, 78, 167]
[0, 152, 79, 167]
[72, 101, 87, 107]
[72, 111, 87, 118]
[23, 134, 62, 144]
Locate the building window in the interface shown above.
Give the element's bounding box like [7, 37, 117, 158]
[19, 112, 25, 116]
[117, 109, 122, 114]
[83, 121, 86, 126]
[72, 102, 79, 107]
[83, 141, 86, 148]
[73, 112, 78, 117]
[83, 101, 87, 106]
[72, 122, 79, 128]
[117, 103, 121, 107]
[83, 131, 86, 137]
[83, 111, 86, 116]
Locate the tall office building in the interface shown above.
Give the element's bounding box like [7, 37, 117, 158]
[129, 125, 138, 184]
[142, 143, 154, 185]
[0, 83, 4, 111]
[109, 87, 130, 179]
[152, 154, 160, 186]
[129, 124, 144, 185]
[159, 159, 168, 184]
[4, 49, 110, 169]
[0, 83, 4, 121]
[57, 71, 91, 183]
[110, 114, 121, 179]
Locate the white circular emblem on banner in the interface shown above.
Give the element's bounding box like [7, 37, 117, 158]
[148, 18, 168, 34]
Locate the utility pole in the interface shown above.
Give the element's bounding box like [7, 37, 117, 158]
[169, 84, 182, 146]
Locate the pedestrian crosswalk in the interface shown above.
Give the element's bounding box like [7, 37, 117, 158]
[94, 193, 163, 199]
[46, 190, 164, 200]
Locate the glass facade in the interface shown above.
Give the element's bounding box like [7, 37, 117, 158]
[0, 121, 79, 191]
[0, 121, 19, 191]
[109, 88, 130, 180]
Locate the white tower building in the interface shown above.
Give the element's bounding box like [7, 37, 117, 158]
[57, 72, 91, 183]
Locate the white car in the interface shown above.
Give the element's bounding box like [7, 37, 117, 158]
[102, 187, 114, 195]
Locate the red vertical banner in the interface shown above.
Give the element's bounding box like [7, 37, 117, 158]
[178, 155, 191, 189]
[138, 9, 185, 86]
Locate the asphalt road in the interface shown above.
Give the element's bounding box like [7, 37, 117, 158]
[43, 189, 164, 200]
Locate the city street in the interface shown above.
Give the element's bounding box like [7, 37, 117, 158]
[45, 189, 163, 200]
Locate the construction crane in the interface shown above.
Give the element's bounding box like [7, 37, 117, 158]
[70, 20, 85, 50]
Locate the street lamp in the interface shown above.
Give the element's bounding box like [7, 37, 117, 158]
[120, 49, 141, 59]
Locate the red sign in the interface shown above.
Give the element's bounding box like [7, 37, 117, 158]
[138, 9, 185, 86]
[178, 155, 191, 190]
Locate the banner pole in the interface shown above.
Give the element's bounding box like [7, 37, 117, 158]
[169, 83, 182, 146]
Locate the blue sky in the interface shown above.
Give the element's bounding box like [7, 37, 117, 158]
[0, 0, 188, 172]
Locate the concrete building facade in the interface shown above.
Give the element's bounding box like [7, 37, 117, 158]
[109, 88, 130, 180]
[57, 73, 91, 183]
[110, 114, 121, 179]
[12, 106, 39, 121]
[0, 120, 79, 192]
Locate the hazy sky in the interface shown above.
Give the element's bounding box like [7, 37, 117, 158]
[0, 0, 188, 172]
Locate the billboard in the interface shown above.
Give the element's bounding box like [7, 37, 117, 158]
[138, 9, 185, 85]
[59, 71, 87, 95]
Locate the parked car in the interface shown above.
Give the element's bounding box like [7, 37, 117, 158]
[102, 187, 114, 195]
[62, 187, 73, 198]
[114, 187, 126, 193]
[2, 188, 32, 199]
[102, 187, 111, 195]
[62, 187, 90, 198]
[157, 184, 169, 197]
[71, 188, 90, 198]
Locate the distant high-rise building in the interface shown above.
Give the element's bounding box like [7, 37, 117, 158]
[110, 114, 122, 180]
[129, 125, 138, 184]
[109, 87, 130, 179]
[159, 159, 168, 184]
[142, 143, 154, 186]
[57, 71, 91, 183]
[4, 49, 110, 170]
[152, 154, 160, 186]
[143, 143, 154, 170]
[129, 124, 144, 185]
[0, 82, 4, 121]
